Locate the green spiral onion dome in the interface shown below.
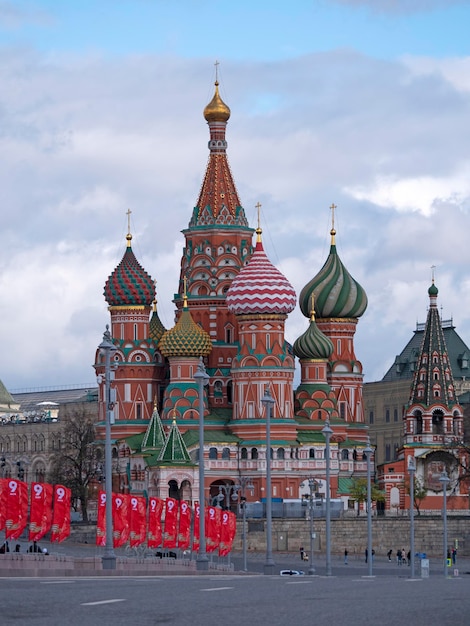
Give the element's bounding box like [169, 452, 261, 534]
[159, 306, 212, 358]
[299, 229, 367, 319]
[293, 315, 334, 360]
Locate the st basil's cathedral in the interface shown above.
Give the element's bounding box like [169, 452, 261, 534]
[93, 77, 372, 509]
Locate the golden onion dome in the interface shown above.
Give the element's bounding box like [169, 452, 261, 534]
[203, 81, 231, 123]
[159, 308, 212, 358]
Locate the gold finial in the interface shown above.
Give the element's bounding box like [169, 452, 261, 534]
[172, 408, 177, 424]
[152, 280, 157, 311]
[255, 202, 262, 243]
[330, 203, 337, 244]
[126, 208, 132, 247]
[183, 276, 188, 308]
[310, 293, 316, 322]
[153, 395, 158, 410]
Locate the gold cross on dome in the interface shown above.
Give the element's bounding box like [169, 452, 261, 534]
[330, 203, 337, 230]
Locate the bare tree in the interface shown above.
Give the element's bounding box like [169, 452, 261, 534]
[48, 405, 98, 523]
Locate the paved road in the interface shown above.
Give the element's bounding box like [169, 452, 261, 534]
[1, 572, 469, 626]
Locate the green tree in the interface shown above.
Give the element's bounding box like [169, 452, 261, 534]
[403, 475, 427, 516]
[48, 407, 97, 523]
[349, 478, 385, 516]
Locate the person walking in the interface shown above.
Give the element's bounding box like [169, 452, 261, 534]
[344, 549, 348, 565]
[387, 549, 392, 562]
[397, 548, 402, 565]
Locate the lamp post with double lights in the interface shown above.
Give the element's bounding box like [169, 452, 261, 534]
[307, 478, 317, 575]
[262, 386, 275, 575]
[408, 455, 416, 579]
[322, 420, 333, 576]
[195, 356, 210, 571]
[98, 325, 118, 571]
[439, 469, 450, 578]
[364, 438, 373, 577]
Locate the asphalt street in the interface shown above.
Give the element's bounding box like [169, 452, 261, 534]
[1, 572, 469, 626]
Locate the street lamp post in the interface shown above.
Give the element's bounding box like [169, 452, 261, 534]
[195, 356, 210, 571]
[99, 325, 117, 571]
[364, 438, 373, 577]
[408, 456, 416, 579]
[307, 478, 317, 575]
[439, 470, 450, 578]
[234, 476, 254, 572]
[322, 420, 333, 576]
[262, 386, 275, 575]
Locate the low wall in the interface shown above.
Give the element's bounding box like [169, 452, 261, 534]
[236, 516, 470, 557]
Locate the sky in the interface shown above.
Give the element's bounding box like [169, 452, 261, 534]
[2, 0, 470, 392]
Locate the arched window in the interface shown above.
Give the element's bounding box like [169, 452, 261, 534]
[209, 447, 218, 460]
[277, 448, 285, 460]
[251, 448, 258, 460]
[342, 449, 349, 460]
[240, 447, 248, 460]
[222, 447, 230, 460]
[309, 448, 315, 459]
[214, 380, 223, 397]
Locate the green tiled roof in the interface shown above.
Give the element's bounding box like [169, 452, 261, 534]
[183, 429, 241, 448]
[339, 439, 367, 447]
[297, 431, 326, 443]
[337, 477, 354, 495]
[158, 419, 191, 464]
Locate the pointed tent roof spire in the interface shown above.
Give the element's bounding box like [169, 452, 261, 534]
[158, 412, 192, 464]
[141, 399, 166, 451]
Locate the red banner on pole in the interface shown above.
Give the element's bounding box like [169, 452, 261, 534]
[148, 497, 163, 549]
[96, 490, 107, 546]
[129, 495, 147, 548]
[0, 478, 8, 531]
[5, 479, 28, 540]
[219, 510, 237, 557]
[205, 506, 221, 553]
[192, 502, 200, 552]
[177, 501, 191, 550]
[29, 482, 53, 542]
[51, 485, 71, 543]
[163, 497, 178, 549]
[112, 493, 130, 548]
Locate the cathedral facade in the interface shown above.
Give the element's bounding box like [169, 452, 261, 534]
[94, 79, 371, 510]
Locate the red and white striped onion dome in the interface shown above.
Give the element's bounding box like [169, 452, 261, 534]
[226, 233, 296, 315]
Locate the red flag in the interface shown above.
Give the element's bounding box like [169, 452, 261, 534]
[148, 497, 163, 548]
[5, 479, 28, 540]
[205, 506, 221, 553]
[51, 485, 71, 543]
[0, 478, 8, 531]
[163, 497, 178, 549]
[192, 502, 200, 552]
[129, 495, 147, 548]
[177, 501, 191, 550]
[29, 482, 53, 542]
[219, 510, 237, 557]
[96, 490, 107, 547]
[112, 493, 130, 548]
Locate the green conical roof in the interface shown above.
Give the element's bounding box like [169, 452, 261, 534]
[149, 299, 166, 344]
[141, 402, 166, 451]
[158, 417, 192, 464]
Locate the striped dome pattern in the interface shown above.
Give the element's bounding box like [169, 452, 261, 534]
[159, 308, 212, 358]
[294, 318, 334, 360]
[226, 240, 296, 315]
[104, 246, 155, 307]
[299, 242, 367, 319]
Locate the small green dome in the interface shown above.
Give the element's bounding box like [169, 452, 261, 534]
[293, 317, 334, 360]
[428, 281, 438, 297]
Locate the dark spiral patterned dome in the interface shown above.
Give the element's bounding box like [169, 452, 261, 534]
[104, 239, 155, 307]
[299, 230, 367, 319]
[294, 316, 334, 360]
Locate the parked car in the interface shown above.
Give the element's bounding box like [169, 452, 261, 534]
[279, 569, 305, 576]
